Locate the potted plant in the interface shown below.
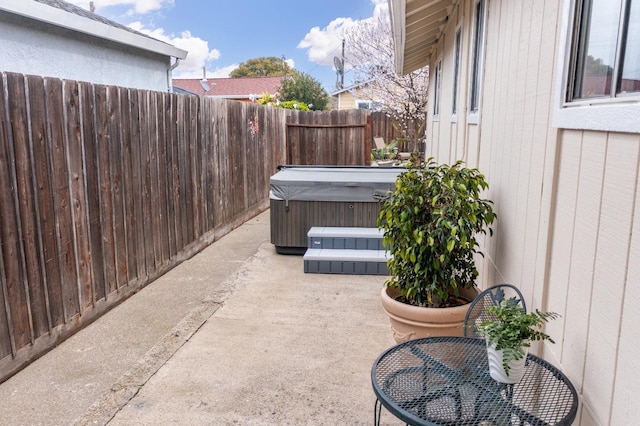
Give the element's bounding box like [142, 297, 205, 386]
[372, 140, 397, 165]
[377, 158, 496, 342]
[477, 300, 559, 383]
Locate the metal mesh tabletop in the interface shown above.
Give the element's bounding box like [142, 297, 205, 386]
[371, 336, 578, 426]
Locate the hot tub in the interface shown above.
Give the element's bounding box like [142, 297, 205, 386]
[269, 166, 403, 254]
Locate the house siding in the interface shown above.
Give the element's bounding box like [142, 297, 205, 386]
[0, 11, 170, 91]
[422, 0, 640, 424]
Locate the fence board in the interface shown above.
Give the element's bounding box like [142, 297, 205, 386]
[9, 73, 39, 345]
[79, 82, 104, 308]
[167, 94, 180, 254]
[148, 92, 164, 266]
[45, 77, 80, 321]
[125, 89, 144, 281]
[26, 75, 56, 334]
[94, 85, 116, 298]
[107, 86, 128, 291]
[138, 89, 156, 274]
[64, 80, 93, 311]
[154, 92, 171, 264]
[1, 74, 30, 353]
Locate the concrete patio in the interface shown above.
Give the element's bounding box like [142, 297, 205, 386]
[0, 210, 402, 425]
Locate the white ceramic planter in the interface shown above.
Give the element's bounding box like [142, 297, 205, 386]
[486, 342, 527, 384]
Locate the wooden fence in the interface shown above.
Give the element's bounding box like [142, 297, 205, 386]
[286, 109, 371, 165]
[370, 111, 410, 151]
[0, 72, 383, 382]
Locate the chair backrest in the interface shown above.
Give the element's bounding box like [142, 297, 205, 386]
[463, 284, 527, 338]
[373, 137, 386, 149]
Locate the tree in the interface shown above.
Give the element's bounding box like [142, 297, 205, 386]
[279, 72, 329, 111]
[343, 9, 429, 153]
[230, 56, 296, 78]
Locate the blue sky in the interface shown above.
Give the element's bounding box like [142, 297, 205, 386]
[67, 0, 387, 93]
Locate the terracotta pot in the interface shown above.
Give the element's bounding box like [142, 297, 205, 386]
[487, 342, 527, 384]
[380, 286, 478, 343]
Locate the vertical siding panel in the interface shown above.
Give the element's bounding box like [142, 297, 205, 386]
[514, 0, 535, 291]
[582, 133, 639, 423]
[478, 0, 500, 287]
[611, 135, 640, 424]
[518, 0, 540, 292]
[481, 0, 507, 287]
[498, 0, 522, 283]
[527, 0, 560, 302]
[545, 131, 581, 351]
[555, 131, 604, 419]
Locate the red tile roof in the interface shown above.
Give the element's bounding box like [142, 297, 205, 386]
[172, 76, 285, 99]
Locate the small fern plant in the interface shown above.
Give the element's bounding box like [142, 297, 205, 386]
[478, 300, 559, 374]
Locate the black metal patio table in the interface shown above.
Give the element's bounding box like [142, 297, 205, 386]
[371, 336, 578, 425]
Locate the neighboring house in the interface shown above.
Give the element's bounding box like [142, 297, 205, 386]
[330, 82, 381, 110]
[172, 76, 285, 102]
[0, 0, 187, 92]
[390, 0, 640, 424]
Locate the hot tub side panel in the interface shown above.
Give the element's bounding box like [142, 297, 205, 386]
[270, 199, 382, 252]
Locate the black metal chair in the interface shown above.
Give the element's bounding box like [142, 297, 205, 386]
[463, 284, 527, 337]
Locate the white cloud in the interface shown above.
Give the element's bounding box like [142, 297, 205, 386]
[128, 22, 221, 78]
[297, 0, 388, 67]
[297, 17, 355, 66]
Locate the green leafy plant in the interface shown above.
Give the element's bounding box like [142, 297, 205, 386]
[478, 300, 559, 374]
[377, 158, 496, 308]
[372, 140, 398, 160]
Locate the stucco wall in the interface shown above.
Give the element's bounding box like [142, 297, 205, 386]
[0, 11, 170, 91]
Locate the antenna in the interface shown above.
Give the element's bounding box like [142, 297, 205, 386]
[334, 39, 346, 89]
[334, 56, 344, 89]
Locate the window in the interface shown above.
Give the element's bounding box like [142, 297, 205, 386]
[568, 0, 640, 101]
[452, 28, 462, 115]
[433, 60, 442, 117]
[356, 100, 381, 110]
[469, 0, 486, 115]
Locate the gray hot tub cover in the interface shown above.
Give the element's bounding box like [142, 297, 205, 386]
[269, 167, 403, 204]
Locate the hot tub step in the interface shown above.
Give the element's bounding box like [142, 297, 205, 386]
[303, 248, 389, 275]
[307, 226, 385, 251]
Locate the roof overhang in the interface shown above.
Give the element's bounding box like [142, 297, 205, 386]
[389, 0, 455, 75]
[0, 0, 187, 59]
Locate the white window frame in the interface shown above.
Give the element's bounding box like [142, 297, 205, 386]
[356, 100, 371, 110]
[468, 0, 487, 125]
[554, 0, 640, 133]
[433, 58, 442, 120]
[451, 25, 463, 121]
